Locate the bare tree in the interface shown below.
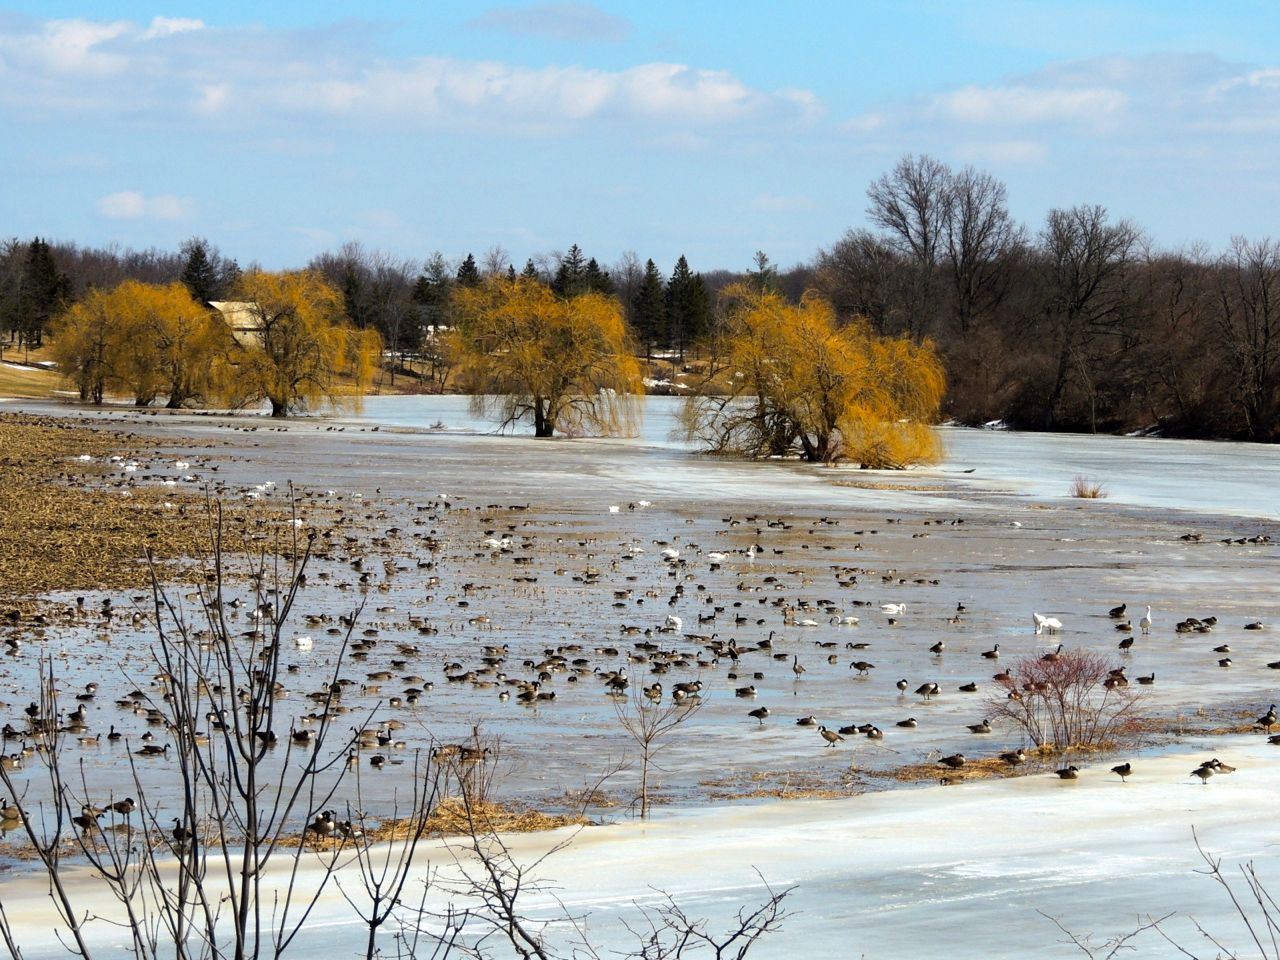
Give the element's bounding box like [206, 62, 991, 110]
[612, 687, 703, 819]
[1212, 237, 1280, 441]
[986, 648, 1141, 751]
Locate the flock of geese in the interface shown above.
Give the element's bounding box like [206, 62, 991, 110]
[0, 473, 1275, 843]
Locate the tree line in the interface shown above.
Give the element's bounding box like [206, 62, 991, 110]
[5, 154, 1278, 440]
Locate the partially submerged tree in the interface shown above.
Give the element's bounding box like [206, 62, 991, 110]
[450, 276, 644, 437]
[680, 285, 945, 466]
[224, 270, 382, 417]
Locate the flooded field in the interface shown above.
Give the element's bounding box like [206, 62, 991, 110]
[1, 398, 1275, 810]
[1, 397, 1278, 958]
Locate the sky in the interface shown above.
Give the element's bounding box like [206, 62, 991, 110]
[2, 1, 1280, 273]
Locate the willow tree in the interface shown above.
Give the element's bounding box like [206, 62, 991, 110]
[51, 281, 234, 407]
[50, 288, 116, 404]
[681, 285, 945, 466]
[225, 271, 381, 417]
[111, 281, 232, 407]
[450, 276, 643, 437]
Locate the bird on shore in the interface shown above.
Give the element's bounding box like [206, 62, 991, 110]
[747, 707, 770, 725]
[1000, 748, 1027, 766]
[938, 753, 966, 769]
[818, 726, 844, 747]
[110, 797, 136, 816]
[1110, 762, 1132, 783]
[1256, 705, 1277, 730]
[1209, 758, 1236, 774]
[1054, 765, 1080, 780]
[916, 682, 940, 701]
[1191, 763, 1214, 784]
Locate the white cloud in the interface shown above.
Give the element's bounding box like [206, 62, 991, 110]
[0, 15, 819, 134]
[930, 85, 1125, 125]
[96, 191, 191, 220]
[0, 18, 130, 77]
[141, 17, 204, 40]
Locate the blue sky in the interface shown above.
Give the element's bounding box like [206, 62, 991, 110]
[3, 2, 1279, 273]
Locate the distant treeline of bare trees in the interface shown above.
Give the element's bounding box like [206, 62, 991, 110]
[3, 154, 1279, 440]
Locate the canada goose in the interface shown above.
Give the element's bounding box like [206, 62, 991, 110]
[915, 682, 940, 701]
[896, 717, 918, 728]
[0, 799, 22, 820]
[1041, 643, 1065, 662]
[1118, 636, 1134, 652]
[796, 715, 817, 727]
[896, 678, 909, 694]
[110, 797, 136, 816]
[1054, 765, 1080, 780]
[1218, 658, 1232, 668]
[938, 753, 966, 769]
[848, 661, 875, 675]
[747, 707, 770, 725]
[957, 682, 979, 693]
[1256, 705, 1277, 730]
[929, 641, 945, 655]
[306, 812, 335, 838]
[72, 811, 101, 832]
[106, 725, 122, 741]
[1190, 763, 1214, 784]
[135, 743, 169, 757]
[1110, 762, 1132, 783]
[1209, 758, 1236, 774]
[967, 719, 992, 734]
[818, 726, 844, 747]
[1213, 643, 1231, 654]
[1244, 620, 1264, 630]
[1108, 603, 1127, 619]
[864, 725, 885, 740]
[734, 686, 757, 698]
[1000, 748, 1027, 766]
[791, 656, 805, 679]
[981, 645, 1000, 660]
[1137, 672, 1155, 685]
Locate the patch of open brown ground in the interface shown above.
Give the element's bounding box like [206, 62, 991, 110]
[0, 411, 290, 599]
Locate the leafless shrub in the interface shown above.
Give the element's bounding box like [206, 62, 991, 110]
[612, 687, 703, 819]
[1070, 475, 1108, 499]
[986, 649, 1141, 751]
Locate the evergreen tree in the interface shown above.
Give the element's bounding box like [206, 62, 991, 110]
[632, 259, 666, 356]
[521, 259, 541, 281]
[456, 253, 481, 288]
[665, 255, 710, 361]
[180, 238, 220, 305]
[583, 257, 615, 296]
[552, 244, 587, 297]
[747, 250, 780, 293]
[506, 264, 517, 281]
[18, 237, 70, 348]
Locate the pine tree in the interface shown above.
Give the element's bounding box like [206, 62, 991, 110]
[456, 253, 481, 288]
[521, 259, 541, 281]
[583, 258, 615, 296]
[747, 250, 779, 293]
[632, 259, 666, 356]
[180, 239, 221, 305]
[552, 244, 587, 297]
[18, 237, 70, 349]
[665, 255, 709, 361]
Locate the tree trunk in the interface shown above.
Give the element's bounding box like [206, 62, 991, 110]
[270, 398, 287, 418]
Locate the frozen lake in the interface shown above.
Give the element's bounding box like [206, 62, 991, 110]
[1, 396, 1278, 959]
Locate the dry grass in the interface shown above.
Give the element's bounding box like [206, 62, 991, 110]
[0, 361, 60, 399]
[1069, 475, 1108, 499]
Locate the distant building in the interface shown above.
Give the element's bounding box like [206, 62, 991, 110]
[209, 301, 263, 348]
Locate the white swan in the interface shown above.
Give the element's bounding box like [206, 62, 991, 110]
[881, 603, 907, 615]
[1140, 605, 1153, 635]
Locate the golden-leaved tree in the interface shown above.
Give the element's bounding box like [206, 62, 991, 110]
[450, 277, 643, 437]
[681, 284, 945, 466]
[224, 271, 382, 418]
[51, 281, 230, 407]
